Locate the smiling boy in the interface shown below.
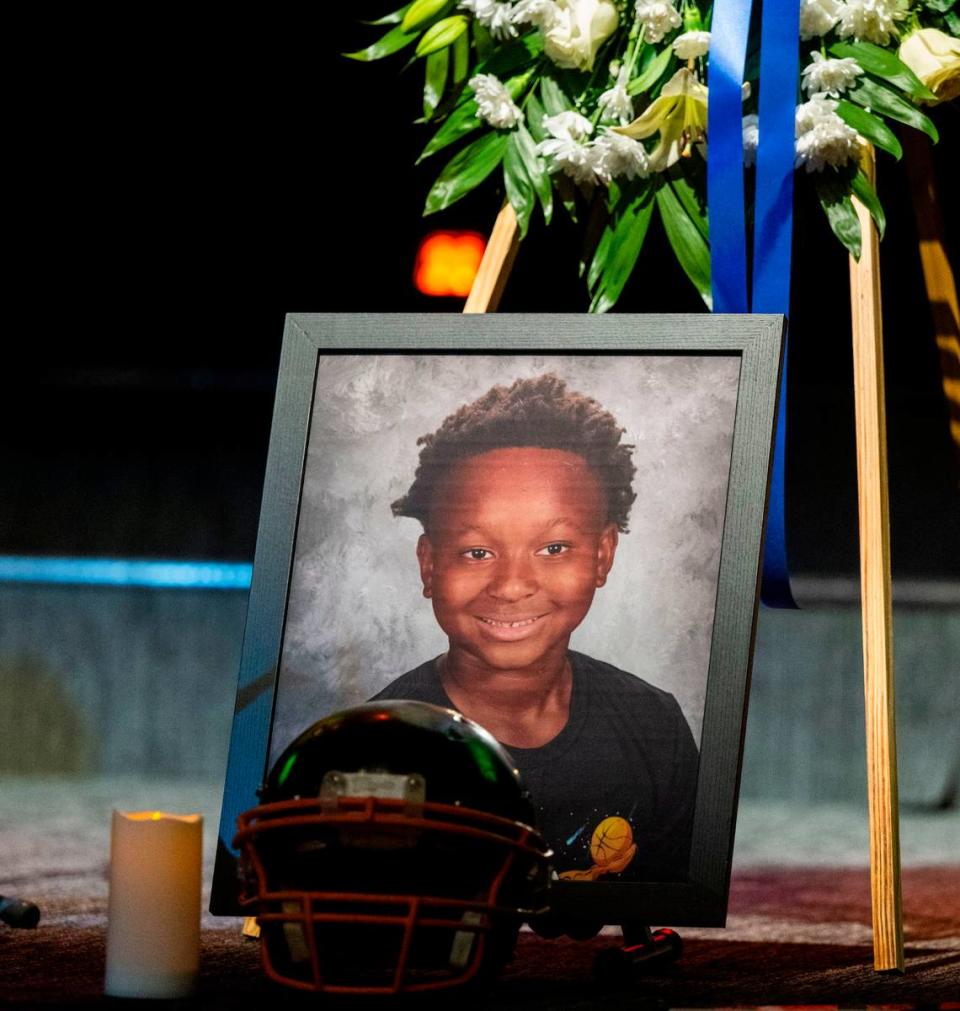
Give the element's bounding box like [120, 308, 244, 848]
[372, 374, 699, 882]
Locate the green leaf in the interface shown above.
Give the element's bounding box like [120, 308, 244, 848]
[362, 4, 412, 26]
[474, 31, 543, 78]
[504, 135, 535, 239]
[835, 100, 903, 160]
[525, 93, 548, 142]
[424, 49, 449, 119]
[554, 175, 579, 223]
[627, 46, 675, 96]
[401, 0, 456, 34]
[589, 182, 656, 313]
[473, 20, 494, 61]
[923, 0, 956, 14]
[418, 97, 480, 161]
[945, 10, 960, 33]
[586, 183, 622, 291]
[850, 169, 886, 239]
[847, 77, 939, 142]
[634, 41, 656, 77]
[451, 27, 470, 86]
[416, 15, 468, 57]
[814, 172, 862, 260]
[665, 170, 708, 242]
[343, 22, 419, 62]
[424, 131, 509, 215]
[540, 76, 570, 117]
[656, 182, 712, 308]
[828, 40, 937, 101]
[514, 123, 552, 225]
[418, 51, 540, 162]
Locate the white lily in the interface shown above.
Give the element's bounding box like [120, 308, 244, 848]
[613, 68, 708, 171]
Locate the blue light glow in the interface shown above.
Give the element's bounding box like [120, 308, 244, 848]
[0, 557, 253, 590]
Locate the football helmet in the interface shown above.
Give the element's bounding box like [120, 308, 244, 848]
[235, 700, 552, 995]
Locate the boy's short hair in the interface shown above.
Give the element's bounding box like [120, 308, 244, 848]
[392, 373, 636, 532]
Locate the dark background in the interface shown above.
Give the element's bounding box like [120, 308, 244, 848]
[4, 11, 958, 579]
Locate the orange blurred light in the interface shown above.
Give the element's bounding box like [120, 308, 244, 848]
[414, 231, 486, 298]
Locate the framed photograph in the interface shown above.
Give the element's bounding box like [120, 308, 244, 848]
[212, 312, 784, 928]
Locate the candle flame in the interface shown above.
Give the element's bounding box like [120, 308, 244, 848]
[120, 810, 202, 823]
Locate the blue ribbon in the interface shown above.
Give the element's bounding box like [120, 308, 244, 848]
[753, 0, 799, 607]
[708, 0, 799, 607]
[707, 0, 752, 315]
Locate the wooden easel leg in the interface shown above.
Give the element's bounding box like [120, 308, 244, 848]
[463, 203, 520, 313]
[849, 145, 905, 973]
[903, 129, 960, 474]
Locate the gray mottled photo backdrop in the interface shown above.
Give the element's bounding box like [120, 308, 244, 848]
[269, 353, 740, 765]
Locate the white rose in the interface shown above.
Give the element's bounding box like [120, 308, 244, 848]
[899, 28, 960, 104]
[799, 0, 843, 40]
[542, 0, 620, 71]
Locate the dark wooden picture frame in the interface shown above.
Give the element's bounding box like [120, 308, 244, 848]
[212, 312, 784, 927]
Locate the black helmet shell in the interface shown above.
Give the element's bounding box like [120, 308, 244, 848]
[263, 700, 536, 828]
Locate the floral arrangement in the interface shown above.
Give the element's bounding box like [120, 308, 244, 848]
[348, 0, 959, 310]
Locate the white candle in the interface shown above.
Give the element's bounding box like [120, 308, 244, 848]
[104, 810, 203, 999]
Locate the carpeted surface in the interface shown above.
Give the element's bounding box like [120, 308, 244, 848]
[2, 780, 958, 1007]
[3, 869, 958, 1006]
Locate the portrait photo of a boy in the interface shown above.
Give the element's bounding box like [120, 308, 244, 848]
[269, 354, 741, 885]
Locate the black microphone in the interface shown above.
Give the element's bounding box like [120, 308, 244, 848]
[0, 895, 41, 929]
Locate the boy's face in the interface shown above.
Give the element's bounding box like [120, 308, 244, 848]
[416, 447, 618, 673]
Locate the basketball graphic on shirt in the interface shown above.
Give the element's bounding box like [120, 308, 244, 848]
[558, 815, 638, 880]
[590, 817, 634, 868]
